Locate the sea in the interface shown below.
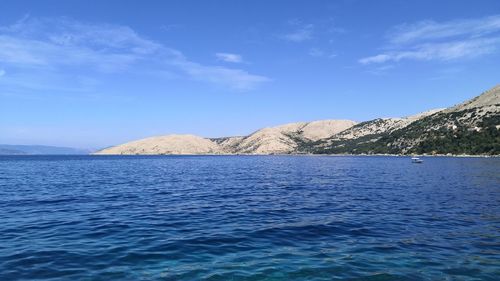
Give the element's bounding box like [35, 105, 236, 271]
[0, 155, 499, 280]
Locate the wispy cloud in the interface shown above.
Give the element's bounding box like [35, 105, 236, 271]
[360, 15, 500, 65]
[171, 51, 268, 90]
[360, 38, 500, 64]
[388, 15, 500, 45]
[282, 22, 314, 42]
[308, 48, 324, 57]
[366, 64, 395, 76]
[215, 52, 244, 63]
[0, 17, 269, 91]
[308, 48, 337, 59]
[160, 23, 183, 32]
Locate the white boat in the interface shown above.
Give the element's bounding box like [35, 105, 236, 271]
[411, 157, 423, 163]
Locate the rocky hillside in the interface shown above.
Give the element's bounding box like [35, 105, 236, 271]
[213, 120, 356, 154]
[447, 85, 499, 112]
[94, 134, 223, 155]
[97, 120, 356, 155]
[95, 85, 499, 155]
[312, 85, 499, 155]
[312, 109, 444, 151]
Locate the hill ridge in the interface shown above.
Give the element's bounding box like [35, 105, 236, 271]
[95, 85, 499, 155]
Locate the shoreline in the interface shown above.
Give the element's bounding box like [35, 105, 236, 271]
[88, 153, 499, 158]
[2, 153, 498, 158]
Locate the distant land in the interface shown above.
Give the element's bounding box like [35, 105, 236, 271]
[95, 85, 499, 156]
[0, 144, 91, 155]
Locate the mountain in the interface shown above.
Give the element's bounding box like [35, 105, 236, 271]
[447, 85, 499, 112]
[0, 144, 90, 155]
[312, 85, 499, 155]
[311, 109, 444, 153]
[94, 134, 223, 155]
[95, 85, 500, 156]
[96, 120, 356, 155]
[213, 120, 356, 154]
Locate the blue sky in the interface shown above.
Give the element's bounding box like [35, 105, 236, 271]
[1, 0, 499, 149]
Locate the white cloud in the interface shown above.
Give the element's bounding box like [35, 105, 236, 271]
[388, 15, 500, 45]
[308, 48, 324, 57]
[215, 52, 243, 63]
[360, 14, 500, 65]
[171, 50, 268, 90]
[360, 38, 500, 64]
[308, 48, 337, 59]
[0, 17, 270, 91]
[282, 23, 313, 42]
[366, 64, 395, 76]
[359, 54, 391, 64]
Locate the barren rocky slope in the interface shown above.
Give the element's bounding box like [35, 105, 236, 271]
[447, 85, 500, 112]
[213, 120, 356, 154]
[96, 120, 357, 155]
[95, 134, 223, 155]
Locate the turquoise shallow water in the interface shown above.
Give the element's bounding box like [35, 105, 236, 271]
[0, 155, 499, 280]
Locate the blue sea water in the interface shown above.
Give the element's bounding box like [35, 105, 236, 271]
[0, 155, 499, 281]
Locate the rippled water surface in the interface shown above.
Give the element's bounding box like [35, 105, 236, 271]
[1, 155, 499, 280]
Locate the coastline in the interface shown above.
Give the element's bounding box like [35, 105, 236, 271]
[88, 153, 500, 158]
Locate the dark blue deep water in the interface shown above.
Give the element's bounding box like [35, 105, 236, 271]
[1, 156, 499, 280]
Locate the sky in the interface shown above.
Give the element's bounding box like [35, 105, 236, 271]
[0, 0, 499, 149]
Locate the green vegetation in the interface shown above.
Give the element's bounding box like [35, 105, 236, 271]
[411, 114, 500, 155]
[312, 108, 500, 155]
